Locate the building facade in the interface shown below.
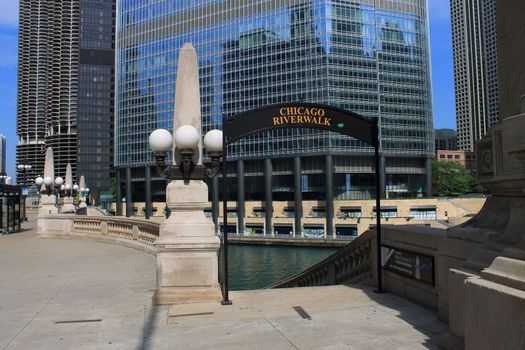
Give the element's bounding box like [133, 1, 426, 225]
[435, 128, 457, 151]
[115, 0, 434, 232]
[16, 0, 115, 198]
[450, 0, 499, 151]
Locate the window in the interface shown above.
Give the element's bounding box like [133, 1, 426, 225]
[410, 207, 436, 220]
[340, 207, 361, 218]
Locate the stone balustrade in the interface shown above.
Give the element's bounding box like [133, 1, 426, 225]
[39, 214, 160, 254]
[271, 230, 373, 288]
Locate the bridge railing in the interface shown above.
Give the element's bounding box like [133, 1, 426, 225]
[270, 229, 373, 288]
[71, 216, 160, 248]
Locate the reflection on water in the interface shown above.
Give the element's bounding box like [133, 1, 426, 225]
[228, 244, 339, 290]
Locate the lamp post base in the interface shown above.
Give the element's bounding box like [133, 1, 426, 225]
[153, 180, 221, 305]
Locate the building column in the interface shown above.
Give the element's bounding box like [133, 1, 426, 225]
[237, 160, 245, 236]
[293, 156, 302, 237]
[212, 175, 219, 233]
[145, 166, 152, 219]
[379, 155, 386, 199]
[116, 169, 122, 216]
[264, 158, 272, 236]
[126, 167, 133, 217]
[325, 154, 334, 239]
[425, 157, 433, 197]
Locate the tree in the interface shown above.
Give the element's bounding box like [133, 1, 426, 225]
[432, 161, 486, 197]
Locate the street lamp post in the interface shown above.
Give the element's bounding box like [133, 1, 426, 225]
[148, 125, 224, 304]
[17, 164, 32, 222]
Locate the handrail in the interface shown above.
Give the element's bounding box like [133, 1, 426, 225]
[270, 229, 374, 288]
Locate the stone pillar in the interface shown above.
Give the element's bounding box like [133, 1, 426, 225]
[116, 169, 122, 216]
[153, 43, 221, 305]
[379, 155, 386, 199]
[125, 167, 133, 217]
[264, 158, 273, 236]
[294, 156, 302, 237]
[325, 154, 334, 239]
[237, 159, 245, 236]
[144, 166, 152, 219]
[212, 175, 219, 233]
[425, 157, 433, 197]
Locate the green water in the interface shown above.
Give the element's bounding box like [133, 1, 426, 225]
[227, 244, 339, 290]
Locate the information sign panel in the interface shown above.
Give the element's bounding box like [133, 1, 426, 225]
[381, 246, 434, 285]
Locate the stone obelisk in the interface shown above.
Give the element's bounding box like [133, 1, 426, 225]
[153, 43, 221, 305]
[38, 147, 58, 215]
[79, 176, 87, 209]
[61, 164, 75, 213]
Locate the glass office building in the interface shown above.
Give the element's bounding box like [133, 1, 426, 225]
[115, 0, 434, 216]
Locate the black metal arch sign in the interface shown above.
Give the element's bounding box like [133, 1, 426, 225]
[219, 102, 383, 305]
[224, 102, 378, 146]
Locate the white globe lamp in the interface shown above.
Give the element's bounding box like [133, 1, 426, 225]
[44, 176, 53, 186]
[149, 129, 173, 153]
[174, 125, 200, 149]
[55, 177, 64, 186]
[203, 129, 223, 152]
[35, 177, 44, 186]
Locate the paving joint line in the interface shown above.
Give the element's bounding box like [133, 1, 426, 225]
[264, 316, 299, 350]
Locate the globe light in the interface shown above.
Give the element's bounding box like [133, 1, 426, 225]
[65, 184, 71, 191]
[24, 165, 31, 170]
[44, 177, 53, 186]
[149, 129, 173, 153]
[35, 177, 44, 186]
[55, 177, 64, 186]
[203, 129, 223, 152]
[174, 125, 200, 149]
[80, 188, 85, 192]
[17, 164, 24, 170]
[85, 188, 90, 193]
[5, 177, 11, 185]
[60, 185, 65, 191]
[73, 184, 79, 191]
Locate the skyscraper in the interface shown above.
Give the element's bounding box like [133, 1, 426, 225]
[115, 1, 434, 218]
[16, 0, 115, 198]
[0, 134, 6, 175]
[450, 0, 499, 151]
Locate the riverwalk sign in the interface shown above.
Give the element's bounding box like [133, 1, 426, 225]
[220, 102, 383, 305]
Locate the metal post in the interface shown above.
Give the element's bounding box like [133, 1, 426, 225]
[374, 144, 383, 293]
[293, 156, 302, 237]
[212, 175, 219, 232]
[379, 155, 386, 199]
[221, 135, 232, 305]
[237, 159, 245, 236]
[145, 166, 152, 219]
[264, 158, 272, 236]
[126, 167, 132, 217]
[325, 154, 334, 239]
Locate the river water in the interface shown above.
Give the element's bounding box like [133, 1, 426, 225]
[227, 244, 339, 290]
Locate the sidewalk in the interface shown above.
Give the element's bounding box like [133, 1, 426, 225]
[0, 219, 446, 349]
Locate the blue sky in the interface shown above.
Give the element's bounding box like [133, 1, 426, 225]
[0, 0, 456, 179]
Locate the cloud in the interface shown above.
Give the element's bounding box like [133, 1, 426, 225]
[0, 0, 18, 27]
[429, 0, 451, 20]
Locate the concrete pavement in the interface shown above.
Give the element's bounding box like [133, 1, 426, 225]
[0, 218, 446, 349]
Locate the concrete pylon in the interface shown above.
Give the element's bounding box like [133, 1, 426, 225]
[79, 175, 87, 209]
[439, 7, 525, 347]
[38, 147, 58, 215]
[61, 164, 75, 213]
[153, 43, 221, 305]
